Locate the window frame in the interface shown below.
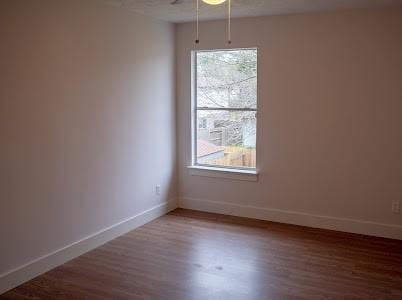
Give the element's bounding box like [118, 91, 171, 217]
[191, 48, 258, 173]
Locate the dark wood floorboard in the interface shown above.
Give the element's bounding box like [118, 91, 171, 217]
[2, 208, 402, 299]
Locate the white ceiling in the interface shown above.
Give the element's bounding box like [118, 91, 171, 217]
[105, 0, 402, 22]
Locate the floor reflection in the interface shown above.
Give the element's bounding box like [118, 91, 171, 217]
[188, 231, 260, 299]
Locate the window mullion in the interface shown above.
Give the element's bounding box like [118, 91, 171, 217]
[197, 107, 257, 112]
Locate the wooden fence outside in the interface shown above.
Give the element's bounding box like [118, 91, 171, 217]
[204, 146, 256, 168]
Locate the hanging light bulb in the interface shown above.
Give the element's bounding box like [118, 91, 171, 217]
[202, 0, 227, 5]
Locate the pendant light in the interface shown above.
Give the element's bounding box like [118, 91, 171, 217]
[195, 0, 232, 44]
[202, 0, 227, 4]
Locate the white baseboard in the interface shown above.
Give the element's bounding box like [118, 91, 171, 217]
[0, 201, 177, 295]
[179, 197, 402, 240]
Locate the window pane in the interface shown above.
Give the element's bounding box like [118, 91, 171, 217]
[197, 49, 257, 109]
[196, 110, 256, 169]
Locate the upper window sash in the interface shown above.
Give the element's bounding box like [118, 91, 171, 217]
[195, 49, 257, 110]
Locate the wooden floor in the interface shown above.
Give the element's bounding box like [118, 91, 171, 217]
[2, 209, 402, 300]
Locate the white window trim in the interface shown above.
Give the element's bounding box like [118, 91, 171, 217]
[188, 165, 259, 182]
[190, 48, 258, 179]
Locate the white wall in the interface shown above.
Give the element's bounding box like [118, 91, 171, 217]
[0, 0, 176, 278]
[176, 8, 402, 238]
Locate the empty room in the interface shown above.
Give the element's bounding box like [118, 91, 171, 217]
[1, 0, 402, 299]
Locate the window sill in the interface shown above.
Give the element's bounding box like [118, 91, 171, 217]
[188, 166, 259, 182]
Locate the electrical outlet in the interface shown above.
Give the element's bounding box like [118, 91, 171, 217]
[392, 201, 400, 214]
[155, 185, 161, 196]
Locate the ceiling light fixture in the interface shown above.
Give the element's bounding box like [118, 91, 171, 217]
[202, 0, 227, 5]
[195, 0, 232, 45]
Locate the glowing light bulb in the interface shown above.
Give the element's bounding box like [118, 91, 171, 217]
[202, 0, 227, 5]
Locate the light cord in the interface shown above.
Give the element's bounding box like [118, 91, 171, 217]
[228, 0, 231, 44]
[195, 0, 200, 44]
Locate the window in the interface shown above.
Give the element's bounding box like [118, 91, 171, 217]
[192, 48, 257, 171]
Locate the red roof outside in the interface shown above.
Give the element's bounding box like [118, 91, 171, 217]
[197, 140, 224, 158]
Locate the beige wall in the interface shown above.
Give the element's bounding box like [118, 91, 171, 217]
[0, 0, 176, 275]
[176, 9, 402, 232]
